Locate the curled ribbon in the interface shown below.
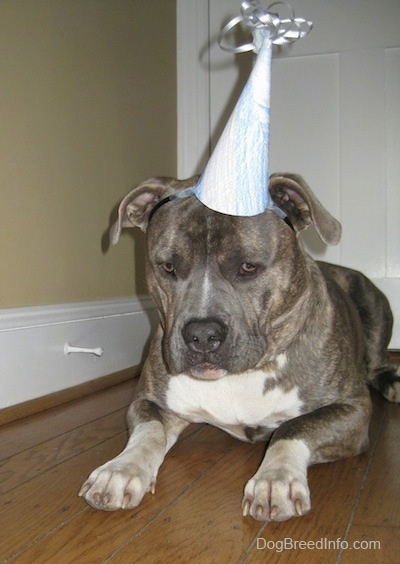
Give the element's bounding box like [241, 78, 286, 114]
[219, 1, 312, 53]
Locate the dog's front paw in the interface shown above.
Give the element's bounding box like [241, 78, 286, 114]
[242, 469, 310, 522]
[78, 461, 155, 511]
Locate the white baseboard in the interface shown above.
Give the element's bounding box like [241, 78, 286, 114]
[1, 284, 397, 411]
[0, 297, 158, 409]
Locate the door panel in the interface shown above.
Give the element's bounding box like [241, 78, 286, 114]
[177, 0, 400, 346]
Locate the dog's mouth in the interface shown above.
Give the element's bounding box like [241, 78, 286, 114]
[188, 364, 228, 380]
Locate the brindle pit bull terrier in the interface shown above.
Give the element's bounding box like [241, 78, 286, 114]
[79, 173, 399, 521]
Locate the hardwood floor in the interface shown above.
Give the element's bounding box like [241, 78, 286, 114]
[1, 364, 399, 563]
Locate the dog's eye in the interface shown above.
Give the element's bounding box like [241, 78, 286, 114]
[162, 263, 176, 275]
[239, 262, 257, 275]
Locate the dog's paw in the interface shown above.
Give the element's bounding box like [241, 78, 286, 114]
[242, 469, 310, 522]
[78, 461, 155, 511]
[374, 370, 400, 403]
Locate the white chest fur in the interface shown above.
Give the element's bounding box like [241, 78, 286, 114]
[165, 367, 303, 437]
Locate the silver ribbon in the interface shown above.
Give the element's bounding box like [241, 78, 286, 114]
[219, 1, 312, 54]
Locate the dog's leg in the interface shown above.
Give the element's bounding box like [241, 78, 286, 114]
[345, 269, 399, 403]
[242, 398, 371, 522]
[243, 437, 311, 521]
[317, 263, 399, 403]
[358, 285, 400, 403]
[79, 399, 189, 511]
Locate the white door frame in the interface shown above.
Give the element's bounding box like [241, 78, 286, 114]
[177, 0, 210, 178]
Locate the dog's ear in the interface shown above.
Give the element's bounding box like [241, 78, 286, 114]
[269, 173, 342, 245]
[110, 176, 198, 245]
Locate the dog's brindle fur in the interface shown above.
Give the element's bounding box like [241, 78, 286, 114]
[79, 174, 399, 521]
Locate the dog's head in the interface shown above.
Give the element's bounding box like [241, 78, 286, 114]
[110, 174, 341, 379]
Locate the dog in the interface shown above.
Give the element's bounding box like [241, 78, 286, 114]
[79, 173, 399, 521]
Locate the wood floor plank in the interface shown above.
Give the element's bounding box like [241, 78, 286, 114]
[107, 440, 267, 563]
[0, 409, 127, 494]
[0, 367, 140, 426]
[345, 400, 400, 529]
[339, 525, 398, 563]
[337, 397, 400, 563]
[0, 377, 397, 564]
[1, 425, 237, 562]
[0, 380, 136, 460]
[0, 433, 128, 561]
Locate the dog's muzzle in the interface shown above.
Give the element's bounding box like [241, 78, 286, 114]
[181, 318, 229, 380]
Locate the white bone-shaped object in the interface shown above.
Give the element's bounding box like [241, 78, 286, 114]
[64, 343, 104, 357]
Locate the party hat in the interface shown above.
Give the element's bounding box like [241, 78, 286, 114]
[193, 1, 312, 216]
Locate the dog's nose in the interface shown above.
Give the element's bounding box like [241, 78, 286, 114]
[182, 319, 228, 354]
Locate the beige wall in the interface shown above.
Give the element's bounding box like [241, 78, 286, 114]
[0, 0, 177, 308]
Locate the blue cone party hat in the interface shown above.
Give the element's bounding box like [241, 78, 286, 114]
[193, 1, 312, 216]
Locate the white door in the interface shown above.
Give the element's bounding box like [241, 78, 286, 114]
[177, 0, 400, 347]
